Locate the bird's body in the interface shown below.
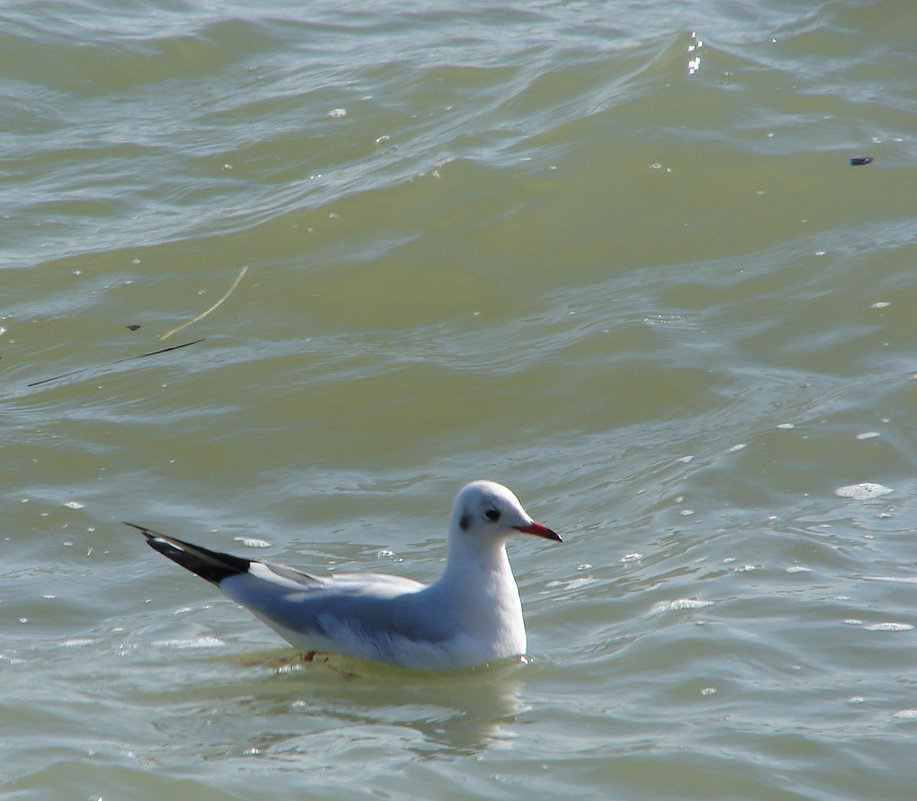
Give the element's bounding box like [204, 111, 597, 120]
[132, 481, 560, 671]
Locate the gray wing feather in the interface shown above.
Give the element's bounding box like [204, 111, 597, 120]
[221, 571, 452, 644]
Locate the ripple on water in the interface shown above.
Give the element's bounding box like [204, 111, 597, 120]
[649, 598, 714, 615]
[152, 636, 226, 649]
[833, 483, 894, 500]
[862, 622, 913, 632]
[234, 537, 272, 548]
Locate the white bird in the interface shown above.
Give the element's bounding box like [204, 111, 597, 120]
[129, 480, 561, 672]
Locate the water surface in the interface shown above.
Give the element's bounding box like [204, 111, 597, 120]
[2, 1, 917, 799]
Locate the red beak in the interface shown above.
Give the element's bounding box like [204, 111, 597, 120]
[514, 521, 563, 542]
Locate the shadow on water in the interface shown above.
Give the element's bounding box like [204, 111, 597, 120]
[242, 649, 530, 757]
[133, 647, 531, 762]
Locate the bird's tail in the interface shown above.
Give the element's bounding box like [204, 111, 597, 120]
[127, 522, 251, 586]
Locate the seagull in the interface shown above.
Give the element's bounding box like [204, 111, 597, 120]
[129, 480, 561, 672]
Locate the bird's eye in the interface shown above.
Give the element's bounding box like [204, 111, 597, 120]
[485, 509, 500, 522]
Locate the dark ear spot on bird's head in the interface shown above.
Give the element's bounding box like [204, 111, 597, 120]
[459, 514, 470, 531]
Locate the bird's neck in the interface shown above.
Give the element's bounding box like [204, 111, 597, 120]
[435, 535, 524, 638]
[439, 533, 511, 585]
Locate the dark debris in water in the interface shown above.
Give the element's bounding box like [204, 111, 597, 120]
[27, 337, 205, 388]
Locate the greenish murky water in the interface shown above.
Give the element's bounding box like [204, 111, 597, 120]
[3, 1, 917, 799]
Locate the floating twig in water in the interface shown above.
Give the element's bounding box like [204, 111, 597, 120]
[160, 265, 248, 340]
[27, 338, 205, 388]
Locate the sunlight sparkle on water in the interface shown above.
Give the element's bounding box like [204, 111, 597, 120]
[834, 483, 893, 500]
[234, 536, 271, 548]
[650, 598, 713, 614]
[864, 622, 913, 632]
[687, 32, 703, 75]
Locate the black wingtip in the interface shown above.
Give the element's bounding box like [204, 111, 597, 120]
[129, 521, 251, 587]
